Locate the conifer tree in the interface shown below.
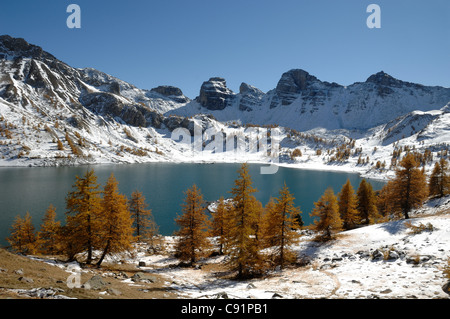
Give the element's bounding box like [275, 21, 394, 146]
[310, 188, 342, 241]
[65, 169, 102, 263]
[391, 153, 428, 219]
[96, 174, 135, 267]
[36, 204, 62, 255]
[262, 198, 277, 248]
[7, 212, 36, 255]
[356, 179, 380, 225]
[338, 179, 359, 230]
[129, 190, 158, 243]
[376, 180, 396, 218]
[210, 197, 231, 255]
[263, 183, 302, 269]
[429, 158, 450, 198]
[226, 163, 264, 278]
[174, 184, 211, 264]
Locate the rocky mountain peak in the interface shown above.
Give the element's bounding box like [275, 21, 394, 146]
[0, 35, 56, 62]
[198, 77, 234, 111]
[270, 69, 341, 108]
[150, 85, 189, 103]
[366, 71, 403, 87]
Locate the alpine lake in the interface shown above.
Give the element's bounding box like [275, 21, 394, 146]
[0, 163, 386, 247]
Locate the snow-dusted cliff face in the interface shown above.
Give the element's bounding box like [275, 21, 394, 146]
[172, 69, 450, 132]
[0, 35, 449, 177]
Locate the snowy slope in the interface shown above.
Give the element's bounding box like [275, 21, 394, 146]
[124, 197, 450, 299]
[1, 35, 450, 182]
[26, 196, 449, 299]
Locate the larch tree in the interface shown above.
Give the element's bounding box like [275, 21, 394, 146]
[338, 179, 359, 230]
[129, 190, 158, 243]
[174, 184, 211, 265]
[226, 163, 264, 278]
[310, 188, 342, 241]
[263, 183, 302, 269]
[96, 174, 135, 268]
[65, 169, 102, 264]
[376, 180, 396, 218]
[210, 197, 231, 255]
[356, 179, 380, 225]
[429, 158, 450, 198]
[7, 212, 36, 255]
[36, 204, 62, 255]
[391, 153, 428, 219]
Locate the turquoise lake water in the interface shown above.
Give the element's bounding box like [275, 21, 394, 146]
[0, 163, 385, 247]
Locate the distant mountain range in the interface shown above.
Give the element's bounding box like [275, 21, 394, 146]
[1, 35, 449, 177]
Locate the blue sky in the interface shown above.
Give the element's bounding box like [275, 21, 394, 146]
[0, 0, 449, 98]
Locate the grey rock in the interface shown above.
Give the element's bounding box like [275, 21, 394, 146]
[107, 288, 122, 296]
[371, 249, 383, 260]
[270, 69, 339, 108]
[238, 83, 264, 112]
[18, 276, 34, 283]
[14, 269, 24, 275]
[84, 275, 107, 290]
[0, 35, 56, 62]
[151, 86, 188, 103]
[198, 77, 234, 111]
[213, 291, 229, 299]
[79, 92, 147, 127]
[131, 272, 157, 283]
[109, 82, 121, 95]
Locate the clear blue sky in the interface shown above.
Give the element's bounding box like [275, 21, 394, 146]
[0, 0, 449, 98]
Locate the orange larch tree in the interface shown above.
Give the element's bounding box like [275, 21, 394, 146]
[174, 184, 211, 265]
[96, 174, 135, 267]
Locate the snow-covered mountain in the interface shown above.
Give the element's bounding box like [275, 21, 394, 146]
[171, 69, 450, 132]
[1, 35, 449, 179]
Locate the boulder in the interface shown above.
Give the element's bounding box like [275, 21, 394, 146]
[107, 288, 122, 296]
[131, 272, 157, 283]
[14, 269, 24, 275]
[18, 276, 34, 283]
[371, 249, 383, 260]
[213, 291, 229, 299]
[83, 275, 107, 290]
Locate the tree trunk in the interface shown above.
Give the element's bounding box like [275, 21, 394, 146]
[96, 240, 110, 268]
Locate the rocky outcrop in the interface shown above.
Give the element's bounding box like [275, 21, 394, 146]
[150, 85, 189, 103]
[79, 92, 147, 127]
[0, 35, 56, 61]
[198, 77, 234, 111]
[238, 82, 264, 112]
[270, 69, 340, 108]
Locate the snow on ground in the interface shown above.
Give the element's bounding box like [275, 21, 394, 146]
[21, 197, 450, 299]
[116, 197, 450, 299]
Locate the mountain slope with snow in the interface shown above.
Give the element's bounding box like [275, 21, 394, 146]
[0, 35, 449, 181]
